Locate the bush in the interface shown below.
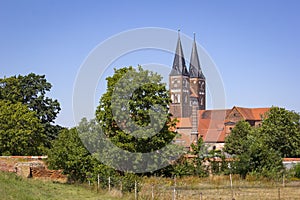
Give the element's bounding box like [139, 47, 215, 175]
[294, 164, 300, 178]
[120, 173, 141, 193]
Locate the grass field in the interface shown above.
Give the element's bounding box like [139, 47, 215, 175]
[1, 171, 300, 200]
[0, 171, 120, 200]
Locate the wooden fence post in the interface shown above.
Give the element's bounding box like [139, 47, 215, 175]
[151, 184, 154, 200]
[135, 180, 138, 200]
[173, 175, 176, 200]
[97, 174, 100, 190]
[108, 176, 111, 192]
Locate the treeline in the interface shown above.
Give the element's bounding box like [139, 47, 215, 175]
[1, 67, 300, 193]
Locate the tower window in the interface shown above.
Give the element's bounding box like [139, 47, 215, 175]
[171, 93, 180, 103]
[201, 82, 205, 90]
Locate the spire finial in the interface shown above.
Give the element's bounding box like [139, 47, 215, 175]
[178, 29, 180, 38]
[193, 32, 196, 41]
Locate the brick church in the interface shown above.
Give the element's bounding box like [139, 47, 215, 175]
[169, 32, 269, 150]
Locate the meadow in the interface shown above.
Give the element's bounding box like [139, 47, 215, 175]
[1, 171, 300, 200]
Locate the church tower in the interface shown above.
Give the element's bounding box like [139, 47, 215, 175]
[189, 33, 206, 110]
[169, 31, 191, 118]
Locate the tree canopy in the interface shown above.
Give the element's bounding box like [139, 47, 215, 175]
[93, 66, 184, 173]
[0, 100, 45, 155]
[0, 73, 62, 149]
[47, 128, 95, 182]
[224, 107, 300, 178]
[95, 66, 178, 153]
[224, 120, 253, 155]
[0, 73, 60, 124]
[259, 107, 300, 158]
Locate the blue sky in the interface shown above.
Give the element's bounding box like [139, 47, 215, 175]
[0, 0, 300, 127]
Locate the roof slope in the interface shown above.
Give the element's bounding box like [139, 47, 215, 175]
[198, 109, 230, 142]
[234, 107, 270, 120]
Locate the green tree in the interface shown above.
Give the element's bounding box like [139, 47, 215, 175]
[190, 137, 209, 177]
[0, 73, 62, 146]
[235, 131, 283, 178]
[94, 66, 183, 173]
[293, 163, 300, 178]
[49, 118, 141, 192]
[0, 100, 45, 155]
[95, 66, 178, 153]
[224, 120, 253, 155]
[224, 120, 283, 178]
[259, 107, 300, 158]
[47, 128, 95, 182]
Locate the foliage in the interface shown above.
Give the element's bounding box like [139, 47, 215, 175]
[95, 66, 178, 152]
[259, 107, 300, 158]
[47, 128, 95, 182]
[225, 119, 284, 178]
[169, 156, 194, 177]
[0, 100, 45, 155]
[120, 173, 142, 193]
[190, 137, 209, 177]
[95, 66, 183, 172]
[293, 163, 300, 178]
[49, 118, 142, 193]
[207, 148, 227, 175]
[0, 73, 60, 123]
[224, 120, 253, 155]
[0, 73, 62, 148]
[235, 131, 283, 178]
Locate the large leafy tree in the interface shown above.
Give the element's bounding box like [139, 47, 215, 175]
[259, 107, 300, 158]
[94, 66, 183, 173]
[224, 120, 283, 178]
[224, 120, 253, 155]
[0, 73, 62, 146]
[95, 66, 178, 153]
[0, 100, 45, 155]
[234, 131, 283, 178]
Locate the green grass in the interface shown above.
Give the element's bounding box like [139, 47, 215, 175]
[0, 171, 121, 200]
[1, 171, 300, 200]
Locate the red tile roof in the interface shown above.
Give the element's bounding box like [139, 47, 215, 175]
[173, 107, 271, 144]
[234, 107, 270, 121]
[175, 117, 192, 128]
[198, 109, 230, 143]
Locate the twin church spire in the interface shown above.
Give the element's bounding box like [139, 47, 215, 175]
[169, 31, 206, 118]
[170, 31, 205, 79]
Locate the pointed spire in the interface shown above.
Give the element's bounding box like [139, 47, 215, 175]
[170, 29, 189, 76]
[189, 33, 205, 79]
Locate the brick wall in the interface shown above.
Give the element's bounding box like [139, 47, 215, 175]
[0, 156, 67, 183]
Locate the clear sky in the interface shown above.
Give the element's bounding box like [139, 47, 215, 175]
[0, 0, 300, 127]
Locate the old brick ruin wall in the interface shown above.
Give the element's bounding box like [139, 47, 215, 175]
[0, 156, 67, 183]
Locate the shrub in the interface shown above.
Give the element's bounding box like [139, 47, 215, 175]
[294, 164, 300, 178]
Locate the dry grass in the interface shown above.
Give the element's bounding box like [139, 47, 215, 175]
[138, 175, 300, 200]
